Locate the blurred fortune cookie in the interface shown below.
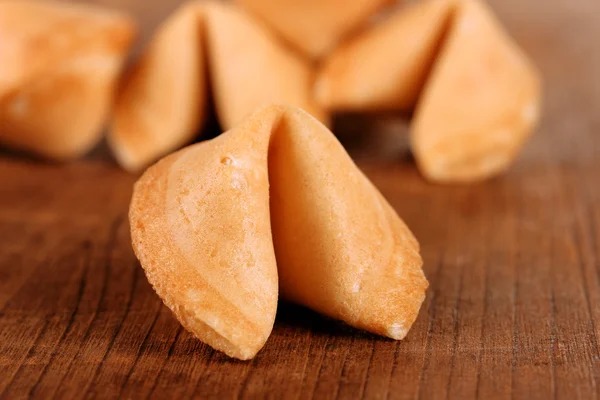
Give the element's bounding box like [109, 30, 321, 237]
[129, 105, 428, 359]
[110, 0, 325, 172]
[316, 0, 541, 182]
[115, 0, 541, 182]
[0, 0, 541, 185]
[0, 0, 135, 159]
[235, 0, 396, 59]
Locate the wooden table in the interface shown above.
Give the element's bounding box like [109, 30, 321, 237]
[1, 0, 599, 398]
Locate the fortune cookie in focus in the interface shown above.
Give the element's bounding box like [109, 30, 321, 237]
[110, 0, 324, 172]
[129, 105, 428, 359]
[317, 0, 541, 182]
[0, 0, 135, 159]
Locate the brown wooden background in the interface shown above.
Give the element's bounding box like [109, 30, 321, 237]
[1, 0, 599, 398]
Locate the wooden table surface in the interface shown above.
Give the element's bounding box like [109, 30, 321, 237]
[1, 0, 599, 398]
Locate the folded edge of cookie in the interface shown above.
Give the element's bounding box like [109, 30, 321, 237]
[108, 1, 206, 172]
[110, 0, 324, 172]
[129, 106, 281, 360]
[411, 0, 541, 182]
[0, 0, 136, 160]
[267, 106, 428, 340]
[129, 104, 428, 359]
[316, 0, 541, 183]
[315, 0, 452, 112]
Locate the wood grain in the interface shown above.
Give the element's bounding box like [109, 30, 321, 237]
[1, 0, 599, 398]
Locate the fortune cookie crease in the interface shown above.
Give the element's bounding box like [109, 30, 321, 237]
[316, 0, 541, 182]
[110, 0, 324, 172]
[235, 0, 395, 59]
[0, 0, 135, 160]
[130, 105, 428, 360]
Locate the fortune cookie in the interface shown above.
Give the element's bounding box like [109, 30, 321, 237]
[129, 104, 427, 359]
[316, 0, 541, 182]
[235, 0, 395, 59]
[0, 0, 135, 160]
[110, 0, 324, 172]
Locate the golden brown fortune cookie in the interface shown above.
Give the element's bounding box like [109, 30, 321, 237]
[316, 0, 541, 183]
[110, 0, 324, 172]
[129, 104, 427, 359]
[235, 0, 395, 59]
[0, 0, 135, 160]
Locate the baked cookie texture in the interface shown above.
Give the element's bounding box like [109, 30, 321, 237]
[0, 0, 135, 159]
[110, 0, 324, 172]
[129, 105, 428, 359]
[316, 0, 541, 182]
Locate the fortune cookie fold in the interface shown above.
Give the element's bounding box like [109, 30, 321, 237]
[110, 0, 323, 172]
[109, 2, 206, 173]
[129, 107, 280, 360]
[412, 0, 541, 182]
[235, 0, 394, 59]
[0, 0, 135, 160]
[130, 105, 428, 359]
[316, 0, 541, 182]
[268, 108, 427, 340]
[315, 0, 452, 112]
